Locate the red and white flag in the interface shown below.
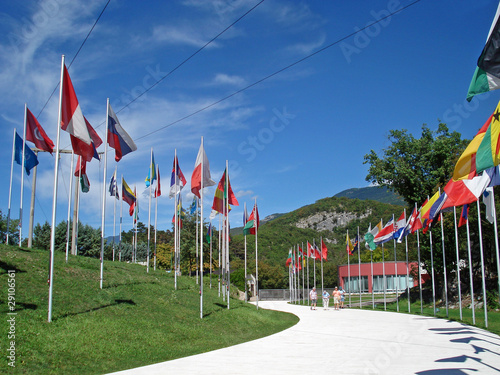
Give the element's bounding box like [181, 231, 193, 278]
[25, 107, 54, 154]
[190, 141, 215, 198]
[61, 65, 94, 160]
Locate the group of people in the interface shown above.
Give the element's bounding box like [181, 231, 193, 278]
[309, 286, 345, 310]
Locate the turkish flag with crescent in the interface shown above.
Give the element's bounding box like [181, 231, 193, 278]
[25, 107, 54, 154]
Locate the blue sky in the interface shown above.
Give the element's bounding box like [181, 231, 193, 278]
[1, 0, 500, 239]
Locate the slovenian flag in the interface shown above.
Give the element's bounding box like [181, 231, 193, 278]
[169, 156, 187, 198]
[107, 102, 137, 162]
[467, 3, 500, 101]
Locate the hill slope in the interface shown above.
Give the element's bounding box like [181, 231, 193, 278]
[334, 186, 406, 206]
[0, 245, 298, 374]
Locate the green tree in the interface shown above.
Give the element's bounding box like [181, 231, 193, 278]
[363, 123, 467, 206]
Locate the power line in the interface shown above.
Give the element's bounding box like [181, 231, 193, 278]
[135, 0, 422, 142]
[36, 0, 111, 118]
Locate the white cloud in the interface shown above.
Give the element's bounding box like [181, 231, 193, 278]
[212, 73, 246, 86]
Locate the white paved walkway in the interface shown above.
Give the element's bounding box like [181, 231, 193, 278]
[109, 301, 500, 374]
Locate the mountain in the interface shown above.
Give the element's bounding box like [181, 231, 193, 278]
[334, 186, 406, 206]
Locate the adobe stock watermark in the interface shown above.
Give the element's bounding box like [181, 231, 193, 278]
[7, 0, 69, 55]
[339, 0, 402, 64]
[6, 269, 17, 368]
[237, 107, 296, 163]
[442, 91, 492, 132]
[362, 314, 430, 374]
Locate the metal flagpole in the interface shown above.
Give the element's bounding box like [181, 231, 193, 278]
[154, 164, 158, 271]
[65, 152, 74, 262]
[218, 213, 221, 297]
[429, 228, 436, 316]
[174, 159, 178, 290]
[6, 129, 16, 245]
[225, 160, 230, 309]
[382, 241, 386, 311]
[119, 175, 123, 262]
[100, 99, 109, 289]
[113, 167, 117, 262]
[320, 238, 324, 296]
[347, 231, 351, 307]
[371, 247, 374, 309]
[453, 207, 462, 320]
[305, 242, 309, 306]
[255, 198, 259, 310]
[476, 199, 488, 328]
[465, 207, 475, 324]
[209, 220, 213, 289]
[302, 244, 305, 304]
[439, 208, 449, 318]
[48, 55, 65, 322]
[18, 104, 28, 247]
[244, 202, 247, 302]
[147, 147, 153, 273]
[200, 137, 205, 319]
[358, 227, 362, 308]
[392, 214, 399, 312]
[404, 209, 410, 313]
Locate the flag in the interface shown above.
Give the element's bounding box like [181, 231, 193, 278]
[486, 165, 500, 187]
[206, 223, 212, 244]
[374, 218, 394, 244]
[476, 104, 500, 173]
[190, 197, 197, 215]
[169, 156, 187, 198]
[286, 249, 293, 267]
[122, 177, 136, 216]
[421, 192, 440, 231]
[74, 156, 89, 193]
[346, 233, 354, 255]
[243, 203, 259, 235]
[145, 151, 156, 188]
[154, 166, 161, 198]
[458, 204, 469, 228]
[190, 142, 215, 198]
[14, 132, 39, 175]
[393, 211, 406, 240]
[212, 169, 239, 215]
[364, 221, 382, 250]
[61, 65, 91, 144]
[483, 187, 495, 223]
[453, 115, 492, 180]
[398, 206, 417, 242]
[60, 65, 95, 161]
[109, 170, 119, 199]
[69, 117, 102, 162]
[321, 238, 328, 260]
[443, 172, 491, 208]
[307, 241, 321, 259]
[172, 195, 185, 229]
[467, 2, 500, 101]
[427, 191, 449, 226]
[107, 103, 137, 162]
[25, 107, 54, 154]
[133, 187, 139, 223]
[411, 201, 426, 233]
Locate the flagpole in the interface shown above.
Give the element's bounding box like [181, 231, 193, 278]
[465, 208, 475, 325]
[119, 175, 123, 262]
[320, 237, 324, 296]
[403, 209, 410, 312]
[439, 210, 449, 318]
[147, 147, 153, 273]
[453, 207, 463, 320]
[476, 199, 488, 328]
[392, 214, 399, 312]
[244, 202, 247, 302]
[200, 137, 204, 319]
[254, 197, 258, 310]
[48, 55, 65, 322]
[489, 187, 500, 304]
[370, 246, 374, 309]
[174, 150, 178, 290]
[100, 99, 110, 289]
[65, 152, 74, 263]
[347, 230, 351, 307]
[225, 160, 230, 309]
[154, 164, 158, 271]
[218, 213, 221, 297]
[429, 228, 436, 316]
[113, 167, 117, 262]
[6, 129, 16, 245]
[358, 227, 361, 308]
[305, 242, 309, 306]
[382, 241, 386, 311]
[18, 104, 28, 247]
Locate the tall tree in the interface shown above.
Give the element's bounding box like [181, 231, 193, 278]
[363, 123, 468, 206]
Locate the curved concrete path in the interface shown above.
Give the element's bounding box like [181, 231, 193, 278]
[110, 301, 500, 374]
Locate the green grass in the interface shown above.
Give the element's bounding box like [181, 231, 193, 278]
[0, 245, 298, 374]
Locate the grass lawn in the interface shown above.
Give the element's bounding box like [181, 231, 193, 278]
[0, 245, 298, 374]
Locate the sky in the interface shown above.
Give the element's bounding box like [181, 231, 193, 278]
[1, 0, 500, 240]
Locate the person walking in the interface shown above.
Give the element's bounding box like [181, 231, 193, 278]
[339, 287, 346, 309]
[333, 287, 341, 310]
[309, 287, 318, 310]
[322, 289, 330, 310]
